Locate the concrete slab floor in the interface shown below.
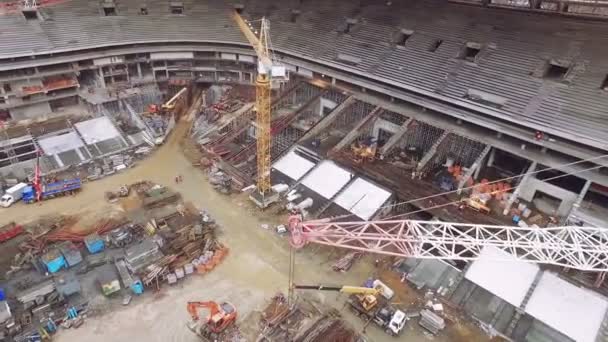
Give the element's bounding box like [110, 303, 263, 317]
[1, 121, 491, 342]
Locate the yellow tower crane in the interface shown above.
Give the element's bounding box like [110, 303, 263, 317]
[232, 11, 286, 207]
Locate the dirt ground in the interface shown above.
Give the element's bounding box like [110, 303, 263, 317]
[1, 117, 493, 342]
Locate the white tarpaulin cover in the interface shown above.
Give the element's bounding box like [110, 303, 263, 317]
[525, 272, 608, 342]
[272, 151, 315, 181]
[334, 178, 391, 220]
[465, 246, 539, 307]
[301, 160, 352, 199]
[75, 117, 121, 145]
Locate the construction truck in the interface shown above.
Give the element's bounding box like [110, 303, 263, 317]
[186, 301, 237, 341]
[373, 305, 407, 336]
[0, 182, 28, 207]
[22, 178, 81, 204]
[294, 280, 395, 322]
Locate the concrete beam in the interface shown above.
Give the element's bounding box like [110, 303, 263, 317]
[298, 96, 356, 142]
[331, 106, 382, 152]
[380, 117, 414, 157]
[503, 161, 537, 215]
[416, 130, 450, 172]
[457, 145, 492, 194]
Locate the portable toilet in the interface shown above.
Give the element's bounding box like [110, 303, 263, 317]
[84, 233, 105, 254]
[41, 249, 66, 273]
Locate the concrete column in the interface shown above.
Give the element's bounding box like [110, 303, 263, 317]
[487, 148, 496, 167]
[331, 106, 382, 152]
[565, 179, 592, 222]
[503, 161, 537, 215]
[473, 163, 482, 180]
[137, 63, 142, 78]
[98, 68, 106, 88]
[379, 117, 414, 157]
[331, 77, 336, 85]
[417, 130, 450, 172]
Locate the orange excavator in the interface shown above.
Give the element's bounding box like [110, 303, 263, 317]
[186, 301, 237, 341]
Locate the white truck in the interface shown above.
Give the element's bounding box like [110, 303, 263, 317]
[0, 183, 28, 208]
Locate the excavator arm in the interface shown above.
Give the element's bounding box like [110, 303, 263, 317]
[187, 301, 220, 322]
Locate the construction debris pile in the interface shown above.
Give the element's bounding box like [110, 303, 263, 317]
[257, 294, 364, 342]
[0, 181, 228, 342]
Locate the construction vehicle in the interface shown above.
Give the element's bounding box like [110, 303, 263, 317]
[465, 197, 491, 214]
[351, 137, 378, 164]
[294, 282, 392, 320]
[232, 11, 288, 207]
[147, 87, 188, 115]
[374, 305, 407, 336]
[0, 182, 28, 207]
[186, 301, 237, 341]
[22, 178, 81, 204]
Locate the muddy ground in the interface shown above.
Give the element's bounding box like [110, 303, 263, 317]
[1, 116, 492, 342]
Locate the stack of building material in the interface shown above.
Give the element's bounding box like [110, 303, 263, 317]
[16, 280, 56, 304]
[125, 238, 163, 272]
[58, 242, 83, 267]
[419, 309, 445, 335]
[332, 252, 362, 272]
[97, 264, 121, 296]
[142, 186, 180, 209]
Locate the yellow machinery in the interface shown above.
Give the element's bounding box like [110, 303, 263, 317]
[148, 87, 187, 115]
[162, 87, 188, 111]
[293, 284, 381, 311]
[351, 141, 377, 164]
[232, 11, 287, 206]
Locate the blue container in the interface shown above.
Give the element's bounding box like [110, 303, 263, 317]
[84, 234, 105, 254]
[41, 249, 66, 273]
[131, 281, 144, 295]
[0, 288, 5, 301]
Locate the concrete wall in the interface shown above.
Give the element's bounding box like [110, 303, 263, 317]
[372, 118, 401, 138]
[318, 98, 337, 117]
[518, 177, 578, 217]
[0, 158, 36, 179]
[9, 102, 52, 120]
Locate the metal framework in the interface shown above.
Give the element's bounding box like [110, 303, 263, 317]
[288, 216, 608, 272]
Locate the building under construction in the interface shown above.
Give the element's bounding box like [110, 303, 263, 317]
[1, 0, 608, 341]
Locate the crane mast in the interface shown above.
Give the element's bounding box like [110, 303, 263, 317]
[288, 215, 608, 272]
[232, 12, 276, 203]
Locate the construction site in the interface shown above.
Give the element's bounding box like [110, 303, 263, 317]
[0, 0, 608, 341]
